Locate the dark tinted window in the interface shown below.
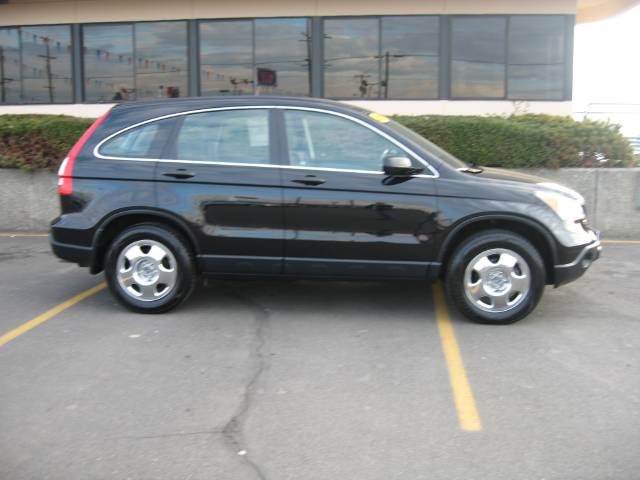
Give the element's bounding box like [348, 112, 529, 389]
[0, 28, 21, 104]
[21, 25, 73, 103]
[284, 110, 399, 171]
[451, 17, 506, 98]
[175, 110, 270, 164]
[323, 18, 379, 98]
[100, 119, 174, 158]
[255, 18, 310, 96]
[508, 16, 565, 100]
[380, 16, 439, 99]
[83, 24, 134, 102]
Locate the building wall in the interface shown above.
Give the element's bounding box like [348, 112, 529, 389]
[0, 0, 577, 26]
[0, 0, 577, 117]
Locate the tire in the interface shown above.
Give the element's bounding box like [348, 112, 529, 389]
[104, 223, 197, 314]
[444, 229, 545, 324]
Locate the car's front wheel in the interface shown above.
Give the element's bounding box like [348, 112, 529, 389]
[105, 224, 196, 313]
[445, 229, 546, 324]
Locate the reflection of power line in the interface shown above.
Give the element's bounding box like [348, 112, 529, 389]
[37, 36, 56, 103]
[0, 46, 16, 103]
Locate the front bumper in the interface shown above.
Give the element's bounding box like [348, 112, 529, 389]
[554, 239, 601, 287]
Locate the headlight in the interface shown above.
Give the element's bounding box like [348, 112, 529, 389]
[535, 190, 585, 231]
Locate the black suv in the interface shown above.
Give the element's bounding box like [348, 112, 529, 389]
[50, 97, 600, 324]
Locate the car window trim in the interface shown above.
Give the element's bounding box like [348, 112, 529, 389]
[93, 105, 439, 178]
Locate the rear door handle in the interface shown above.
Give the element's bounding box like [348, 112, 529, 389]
[291, 176, 326, 186]
[162, 169, 195, 180]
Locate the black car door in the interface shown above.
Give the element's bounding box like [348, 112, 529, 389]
[278, 108, 440, 278]
[155, 107, 284, 275]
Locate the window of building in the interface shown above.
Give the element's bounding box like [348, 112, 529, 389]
[200, 18, 310, 97]
[507, 16, 565, 100]
[133, 22, 188, 100]
[284, 110, 398, 171]
[380, 16, 439, 99]
[83, 21, 187, 102]
[323, 16, 439, 99]
[19, 25, 73, 103]
[0, 28, 21, 104]
[175, 110, 270, 164]
[323, 18, 379, 99]
[83, 24, 134, 102]
[451, 16, 507, 98]
[255, 18, 310, 96]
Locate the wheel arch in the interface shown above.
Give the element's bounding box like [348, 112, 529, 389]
[437, 214, 558, 284]
[90, 208, 200, 274]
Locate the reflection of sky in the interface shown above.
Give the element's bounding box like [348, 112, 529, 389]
[20, 25, 73, 103]
[324, 17, 439, 98]
[83, 22, 187, 101]
[200, 18, 310, 96]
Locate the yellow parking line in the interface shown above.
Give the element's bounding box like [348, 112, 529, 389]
[0, 232, 48, 237]
[432, 282, 482, 432]
[0, 282, 107, 348]
[600, 240, 640, 245]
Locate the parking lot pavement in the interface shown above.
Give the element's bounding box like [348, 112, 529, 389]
[1, 236, 639, 480]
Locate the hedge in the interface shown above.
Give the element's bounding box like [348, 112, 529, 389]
[0, 112, 634, 171]
[395, 113, 634, 168]
[0, 115, 93, 170]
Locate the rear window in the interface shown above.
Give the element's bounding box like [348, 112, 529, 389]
[99, 118, 174, 158]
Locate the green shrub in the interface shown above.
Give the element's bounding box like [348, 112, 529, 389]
[394, 113, 634, 168]
[0, 115, 93, 170]
[0, 112, 634, 171]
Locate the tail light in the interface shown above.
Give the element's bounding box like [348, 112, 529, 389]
[58, 111, 110, 196]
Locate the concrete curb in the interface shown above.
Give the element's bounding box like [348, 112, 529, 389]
[1, 168, 639, 237]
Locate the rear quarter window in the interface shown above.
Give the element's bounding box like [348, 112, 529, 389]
[99, 118, 175, 158]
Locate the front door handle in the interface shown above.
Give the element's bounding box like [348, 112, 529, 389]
[291, 175, 326, 186]
[162, 169, 195, 180]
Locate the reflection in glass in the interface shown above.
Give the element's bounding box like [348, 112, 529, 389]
[176, 110, 270, 163]
[135, 22, 187, 100]
[83, 24, 134, 102]
[381, 16, 439, 99]
[284, 110, 396, 171]
[255, 18, 310, 96]
[200, 21, 253, 96]
[508, 16, 565, 99]
[21, 25, 72, 103]
[451, 17, 506, 98]
[324, 18, 379, 98]
[0, 28, 21, 104]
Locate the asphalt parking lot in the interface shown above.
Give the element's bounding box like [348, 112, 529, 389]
[1, 235, 639, 480]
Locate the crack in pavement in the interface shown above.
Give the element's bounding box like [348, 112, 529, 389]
[221, 288, 270, 480]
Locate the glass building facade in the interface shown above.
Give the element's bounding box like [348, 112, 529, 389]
[0, 15, 573, 104]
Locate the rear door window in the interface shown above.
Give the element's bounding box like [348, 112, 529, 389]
[99, 118, 174, 158]
[173, 109, 270, 164]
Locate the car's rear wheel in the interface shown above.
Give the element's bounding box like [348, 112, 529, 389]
[105, 224, 196, 313]
[445, 229, 545, 324]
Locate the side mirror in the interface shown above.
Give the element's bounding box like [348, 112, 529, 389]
[383, 155, 421, 176]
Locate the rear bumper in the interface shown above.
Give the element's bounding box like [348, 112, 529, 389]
[554, 239, 601, 287]
[50, 235, 92, 267]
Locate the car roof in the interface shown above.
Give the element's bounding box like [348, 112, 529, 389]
[112, 95, 372, 117]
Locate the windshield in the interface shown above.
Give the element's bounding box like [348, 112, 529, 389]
[386, 119, 469, 169]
